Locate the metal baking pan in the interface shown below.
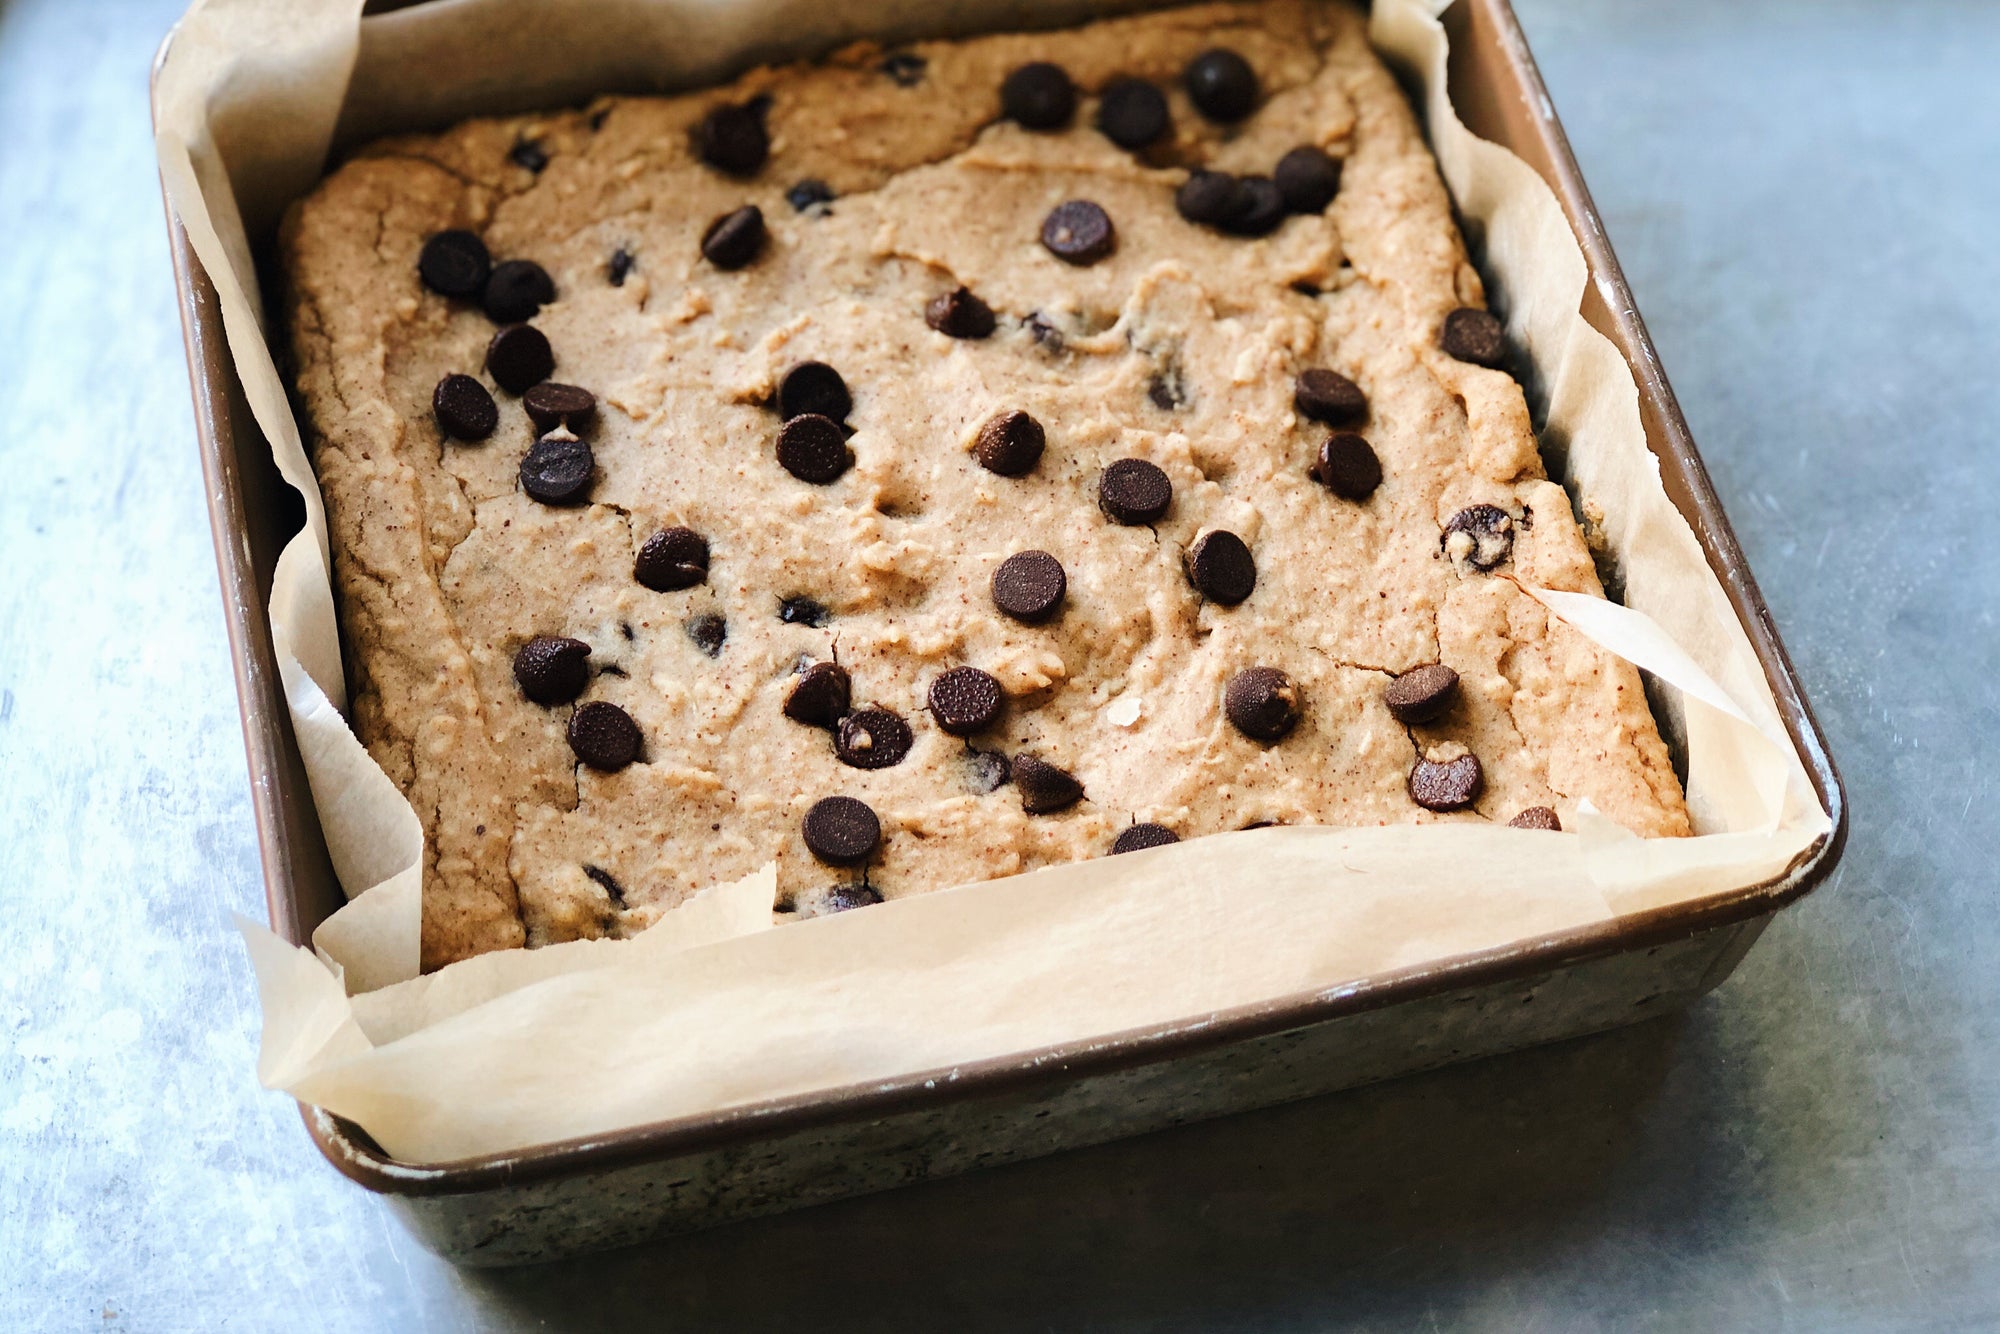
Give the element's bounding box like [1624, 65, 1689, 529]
[158, 0, 1846, 1265]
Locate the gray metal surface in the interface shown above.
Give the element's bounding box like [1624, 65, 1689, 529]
[0, 0, 1992, 1327]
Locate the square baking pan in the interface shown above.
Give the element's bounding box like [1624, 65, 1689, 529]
[159, 0, 1846, 1265]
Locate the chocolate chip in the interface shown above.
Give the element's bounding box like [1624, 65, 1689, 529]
[1312, 432, 1383, 500]
[928, 666, 1003, 736]
[962, 748, 1011, 794]
[483, 259, 556, 324]
[1294, 368, 1367, 426]
[1098, 457, 1172, 525]
[1185, 48, 1258, 122]
[783, 661, 850, 727]
[685, 612, 727, 657]
[975, 410, 1045, 477]
[778, 362, 851, 423]
[1000, 61, 1075, 130]
[925, 286, 996, 340]
[1177, 170, 1245, 227]
[1442, 504, 1515, 571]
[694, 101, 769, 177]
[513, 635, 591, 705]
[608, 248, 634, 286]
[519, 432, 593, 504]
[1509, 806, 1562, 831]
[1040, 200, 1115, 266]
[1383, 663, 1460, 723]
[509, 138, 549, 174]
[418, 230, 489, 298]
[1220, 176, 1286, 237]
[432, 373, 497, 441]
[1225, 667, 1300, 741]
[1012, 753, 1084, 814]
[1148, 364, 1189, 411]
[880, 52, 927, 87]
[1096, 78, 1169, 150]
[568, 700, 641, 772]
[486, 324, 554, 394]
[778, 596, 829, 627]
[787, 178, 835, 212]
[1274, 145, 1342, 213]
[802, 795, 881, 864]
[634, 526, 710, 591]
[1409, 753, 1483, 811]
[836, 708, 913, 770]
[775, 413, 852, 484]
[523, 382, 596, 433]
[1026, 313, 1065, 351]
[1440, 307, 1506, 367]
[1111, 823, 1179, 854]
[991, 550, 1066, 623]
[1185, 529, 1257, 605]
[701, 205, 766, 270]
[582, 864, 625, 906]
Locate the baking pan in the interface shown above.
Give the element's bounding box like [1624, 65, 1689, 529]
[159, 0, 1846, 1265]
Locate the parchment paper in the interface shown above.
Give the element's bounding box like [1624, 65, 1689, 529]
[155, 0, 1831, 1163]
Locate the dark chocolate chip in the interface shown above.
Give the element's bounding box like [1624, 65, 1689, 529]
[1098, 457, 1172, 525]
[1383, 663, 1460, 723]
[1185, 529, 1257, 605]
[1441, 504, 1515, 571]
[582, 864, 625, 906]
[974, 410, 1045, 477]
[1040, 200, 1115, 266]
[1225, 666, 1301, 741]
[1509, 806, 1562, 831]
[509, 138, 549, 173]
[1294, 367, 1367, 426]
[1026, 313, 1066, 351]
[432, 373, 497, 442]
[880, 52, 927, 87]
[1000, 61, 1076, 130]
[1185, 48, 1258, 122]
[962, 748, 1011, 794]
[680, 612, 726, 658]
[701, 205, 766, 270]
[1012, 753, 1084, 814]
[486, 323, 554, 394]
[775, 413, 852, 483]
[991, 550, 1066, 623]
[823, 883, 884, 913]
[925, 286, 996, 340]
[1177, 170, 1245, 227]
[608, 248, 634, 286]
[802, 795, 881, 864]
[523, 382, 596, 433]
[836, 708, 914, 770]
[1111, 823, 1179, 855]
[1220, 176, 1286, 237]
[787, 178, 836, 212]
[928, 666, 1003, 736]
[1096, 78, 1170, 150]
[778, 362, 851, 423]
[778, 596, 829, 627]
[518, 432, 593, 504]
[694, 101, 769, 177]
[1409, 753, 1484, 811]
[634, 526, 710, 591]
[1274, 145, 1342, 213]
[1440, 307, 1507, 367]
[596, 664, 628, 678]
[417, 229, 490, 299]
[783, 661, 851, 727]
[513, 635, 591, 705]
[568, 700, 641, 772]
[483, 259, 556, 324]
[1312, 432, 1383, 500]
[1148, 364, 1189, 411]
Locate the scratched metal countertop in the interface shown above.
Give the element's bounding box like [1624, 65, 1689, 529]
[3, 0, 1995, 1328]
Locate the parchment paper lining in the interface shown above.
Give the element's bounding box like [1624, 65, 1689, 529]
[156, 0, 1829, 1163]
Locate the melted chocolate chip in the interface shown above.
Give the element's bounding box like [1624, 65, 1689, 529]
[1509, 806, 1562, 831]
[1409, 753, 1483, 811]
[1111, 823, 1179, 855]
[432, 373, 497, 442]
[486, 324, 554, 394]
[509, 138, 549, 174]
[608, 248, 634, 286]
[802, 795, 881, 864]
[513, 635, 591, 705]
[483, 259, 555, 324]
[684, 612, 727, 657]
[975, 410, 1045, 477]
[1012, 753, 1084, 814]
[1000, 61, 1076, 130]
[523, 382, 596, 433]
[568, 700, 641, 772]
[1098, 457, 1172, 525]
[778, 362, 852, 424]
[634, 526, 710, 591]
[787, 179, 835, 212]
[1294, 368, 1367, 426]
[822, 883, 884, 914]
[1440, 307, 1507, 367]
[1185, 529, 1257, 605]
[783, 661, 851, 727]
[1097, 78, 1170, 150]
[1040, 200, 1116, 266]
[925, 286, 996, 340]
[1177, 170, 1245, 227]
[991, 550, 1066, 623]
[418, 230, 489, 299]
[775, 413, 852, 484]
[582, 864, 625, 906]
[1312, 433, 1383, 501]
[1442, 504, 1515, 571]
[1220, 176, 1286, 237]
[518, 432, 593, 504]
[1225, 667, 1300, 741]
[962, 748, 1011, 794]
[1383, 663, 1460, 723]
[880, 52, 927, 87]
[1185, 48, 1258, 122]
[928, 666, 1003, 736]
[693, 101, 769, 177]
[836, 708, 914, 770]
[701, 205, 766, 270]
[1274, 145, 1342, 213]
[778, 596, 830, 627]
